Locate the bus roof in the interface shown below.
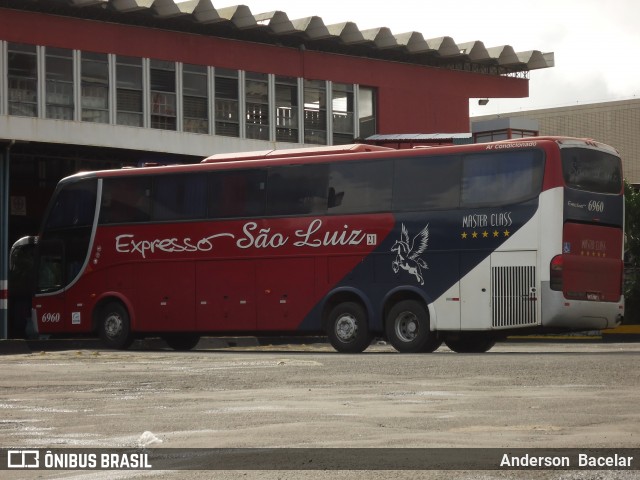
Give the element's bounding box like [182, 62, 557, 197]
[201, 144, 392, 163]
[78, 136, 619, 182]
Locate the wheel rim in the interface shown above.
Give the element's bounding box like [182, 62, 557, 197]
[103, 312, 123, 339]
[394, 311, 419, 342]
[335, 313, 358, 343]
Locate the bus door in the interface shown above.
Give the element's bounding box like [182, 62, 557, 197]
[195, 260, 256, 331]
[460, 251, 538, 330]
[256, 257, 316, 331]
[33, 178, 98, 334]
[460, 253, 491, 329]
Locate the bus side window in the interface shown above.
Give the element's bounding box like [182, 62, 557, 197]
[152, 174, 207, 221]
[461, 150, 544, 207]
[100, 177, 152, 224]
[328, 160, 392, 214]
[266, 164, 328, 216]
[393, 156, 461, 211]
[208, 169, 267, 219]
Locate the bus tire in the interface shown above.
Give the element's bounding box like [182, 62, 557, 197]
[326, 302, 372, 353]
[385, 300, 440, 353]
[444, 334, 495, 353]
[163, 334, 201, 351]
[98, 301, 133, 350]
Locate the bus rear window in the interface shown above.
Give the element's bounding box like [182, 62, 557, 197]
[561, 148, 622, 194]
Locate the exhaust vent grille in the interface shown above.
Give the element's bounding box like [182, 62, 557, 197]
[492, 266, 537, 328]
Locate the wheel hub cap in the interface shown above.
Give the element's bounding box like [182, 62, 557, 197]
[104, 314, 123, 339]
[396, 312, 419, 342]
[335, 314, 357, 342]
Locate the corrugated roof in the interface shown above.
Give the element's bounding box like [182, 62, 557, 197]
[2, 0, 554, 75]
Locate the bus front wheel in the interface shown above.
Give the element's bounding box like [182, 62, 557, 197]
[326, 302, 372, 353]
[98, 302, 133, 350]
[385, 300, 441, 353]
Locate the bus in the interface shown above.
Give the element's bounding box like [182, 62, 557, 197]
[16, 137, 624, 353]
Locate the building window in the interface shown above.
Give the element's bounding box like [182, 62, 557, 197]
[81, 52, 109, 124]
[358, 86, 376, 139]
[473, 129, 539, 143]
[332, 83, 354, 145]
[7, 43, 38, 117]
[182, 63, 208, 134]
[150, 59, 176, 131]
[116, 55, 143, 127]
[245, 71, 269, 140]
[304, 80, 327, 145]
[215, 68, 239, 137]
[275, 76, 298, 143]
[45, 47, 74, 120]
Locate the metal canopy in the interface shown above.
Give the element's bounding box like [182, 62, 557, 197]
[2, 0, 554, 74]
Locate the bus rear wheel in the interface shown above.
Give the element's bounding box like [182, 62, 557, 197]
[444, 334, 495, 353]
[163, 333, 201, 351]
[385, 300, 440, 353]
[98, 301, 133, 350]
[326, 302, 372, 353]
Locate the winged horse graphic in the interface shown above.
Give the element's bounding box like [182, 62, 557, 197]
[391, 224, 429, 285]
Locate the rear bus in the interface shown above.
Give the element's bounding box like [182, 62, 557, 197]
[542, 139, 624, 330]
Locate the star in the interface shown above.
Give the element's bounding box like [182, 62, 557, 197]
[482, 231, 489, 238]
[493, 230, 499, 238]
[503, 230, 510, 237]
[461, 232, 468, 239]
[472, 231, 478, 239]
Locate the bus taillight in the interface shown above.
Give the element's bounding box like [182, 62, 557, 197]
[550, 255, 563, 291]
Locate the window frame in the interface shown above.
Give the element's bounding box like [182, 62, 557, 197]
[44, 47, 74, 121]
[116, 55, 144, 127]
[80, 51, 109, 124]
[7, 42, 38, 118]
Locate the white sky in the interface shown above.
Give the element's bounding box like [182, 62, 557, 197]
[202, 0, 640, 117]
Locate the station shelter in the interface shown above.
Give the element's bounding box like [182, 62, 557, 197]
[0, 0, 554, 337]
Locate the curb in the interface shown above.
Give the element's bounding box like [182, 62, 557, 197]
[0, 336, 260, 355]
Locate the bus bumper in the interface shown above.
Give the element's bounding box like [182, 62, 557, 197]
[540, 282, 624, 330]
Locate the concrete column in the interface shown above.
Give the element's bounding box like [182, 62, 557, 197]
[0, 143, 11, 339]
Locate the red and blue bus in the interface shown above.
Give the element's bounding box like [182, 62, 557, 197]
[19, 137, 624, 353]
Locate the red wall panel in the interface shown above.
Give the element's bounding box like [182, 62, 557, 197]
[0, 8, 529, 134]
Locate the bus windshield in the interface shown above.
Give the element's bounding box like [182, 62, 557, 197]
[37, 178, 97, 293]
[561, 148, 622, 194]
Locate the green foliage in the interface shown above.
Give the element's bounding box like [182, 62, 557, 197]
[624, 180, 640, 323]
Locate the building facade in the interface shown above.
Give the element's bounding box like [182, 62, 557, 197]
[473, 99, 640, 183]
